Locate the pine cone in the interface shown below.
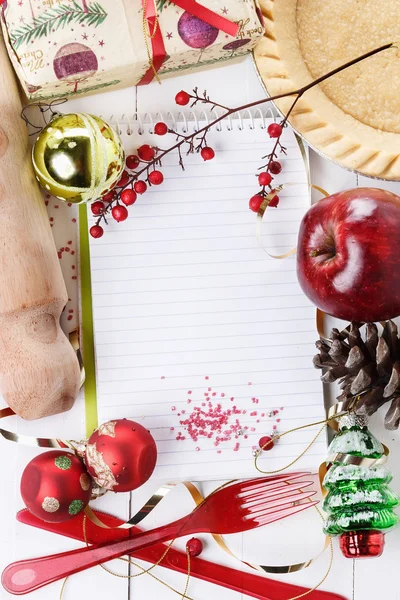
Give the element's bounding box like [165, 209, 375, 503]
[314, 321, 400, 430]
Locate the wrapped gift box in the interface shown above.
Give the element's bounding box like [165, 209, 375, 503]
[0, 0, 264, 101]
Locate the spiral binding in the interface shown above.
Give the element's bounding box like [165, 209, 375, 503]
[106, 108, 276, 136]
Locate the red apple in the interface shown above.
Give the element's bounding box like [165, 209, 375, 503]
[297, 188, 400, 322]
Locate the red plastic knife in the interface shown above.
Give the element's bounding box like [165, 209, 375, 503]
[16, 509, 347, 600]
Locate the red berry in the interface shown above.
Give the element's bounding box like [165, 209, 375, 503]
[258, 172, 272, 187]
[269, 161, 282, 175]
[267, 123, 283, 138]
[89, 225, 104, 238]
[201, 147, 215, 161]
[249, 194, 264, 212]
[148, 170, 164, 185]
[126, 154, 140, 170]
[186, 537, 203, 557]
[91, 200, 105, 215]
[269, 194, 280, 208]
[175, 90, 191, 106]
[102, 190, 115, 203]
[120, 189, 137, 206]
[134, 180, 147, 195]
[138, 144, 156, 162]
[258, 435, 274, 451]
[112, 205, 128, 222]
[154, 122, 168, 136]
[118, 170, 130, 186]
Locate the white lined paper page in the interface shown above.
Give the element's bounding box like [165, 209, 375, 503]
[87, 115, 326, 481]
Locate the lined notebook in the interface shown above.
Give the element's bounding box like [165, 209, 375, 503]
[83, 111, 326, 482]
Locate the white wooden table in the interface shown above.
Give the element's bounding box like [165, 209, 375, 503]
[1, 55, 400, 600]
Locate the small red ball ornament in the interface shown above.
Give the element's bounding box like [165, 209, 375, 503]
[258, 435, 274, 450]
[186, 537, 203, 557]
[249, 194, 264, 212]
[138, 144, 156, 162]
[20, 451, 92, 523]
[201, 147, 215, 161]
[134, 180, 147, 195]
[126, 154, 140, 170]
[175, 91, 191, 106]
[269, 161, 282, 175]
[90, 224, 104, 238]
[149, 170, 164, 185]
[258, 172, 272, 187]
[267, 123, 283, 138]
[85, 419, 157, 492]
[121, 189, 137, 206]
[91, 200, 105, 215]
[154, 122, 168, 136]
[112, 205, 128, 222]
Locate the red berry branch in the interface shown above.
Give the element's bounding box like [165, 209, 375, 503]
[89, 43, 393, 238]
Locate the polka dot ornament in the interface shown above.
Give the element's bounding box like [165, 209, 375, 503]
[20, 450, 92, 523]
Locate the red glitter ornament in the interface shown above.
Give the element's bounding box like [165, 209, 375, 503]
[20, 451, 92, 523]
[85, 419, 157, 493]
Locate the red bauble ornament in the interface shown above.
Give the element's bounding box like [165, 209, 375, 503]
[267, 123, 283, 138]
[138, 144, 156, 162]
[154, 122, 168, 136]
[85, 419, 157, 492]
[340, 530, 384, 559]
[20, 451, 92, 523]
[258, 172, 272, 187]
[121, 189, 137, 206]
[134, 180, 147, 195]
[269, 161, 282, 175]
[175, 91, 191, 106]
[186, 537, 203, 557]
[149, 170, 164, 185]
[118, 170, 130, 187]
[91, 200, 105, 215]
[89, 225, 104, 239]
[249, 194, 264, 212]
[112, 205, 128, 222]
[258, 435, 274, 450]
[126, 154, 140, 170]
[201, 147, 215, 161]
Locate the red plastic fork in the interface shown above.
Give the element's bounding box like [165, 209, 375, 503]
[3, 474, 318, 595]
[17, 508, 347, 600]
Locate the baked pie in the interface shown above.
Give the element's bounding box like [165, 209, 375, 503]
[254, 0, 400, 179]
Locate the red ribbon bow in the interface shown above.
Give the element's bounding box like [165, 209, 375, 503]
[140, 0, 240, 85]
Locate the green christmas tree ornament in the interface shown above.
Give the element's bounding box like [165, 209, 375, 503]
[323, 413, 399, 558]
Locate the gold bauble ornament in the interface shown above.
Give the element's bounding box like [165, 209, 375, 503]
[32, 113, 124, 204]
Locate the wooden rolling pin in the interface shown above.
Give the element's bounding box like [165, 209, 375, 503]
[0, 38, 81, 419]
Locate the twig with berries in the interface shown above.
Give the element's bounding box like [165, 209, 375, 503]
[89, 43, 393, 238]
